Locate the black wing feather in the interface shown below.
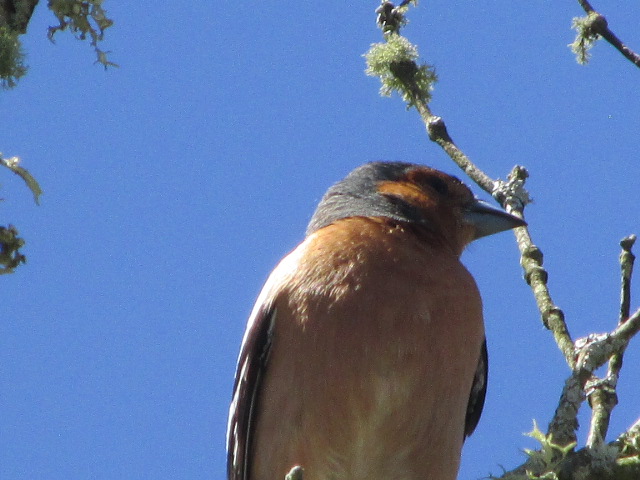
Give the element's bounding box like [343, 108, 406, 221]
[227, 305, 276, 480]
[464, 338, 488, 438]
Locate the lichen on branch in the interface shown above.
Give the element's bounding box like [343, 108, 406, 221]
[47, 0, 117, 69]
[569, 12, 606, 64]
[1, 154, 43, 205]
[570, 1, 640, 68]
[364, 34, 436, 108]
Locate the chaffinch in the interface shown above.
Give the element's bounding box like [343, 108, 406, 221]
[227, 161, 525, 480]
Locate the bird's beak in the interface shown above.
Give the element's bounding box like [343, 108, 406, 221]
[464, 199, 527, 239]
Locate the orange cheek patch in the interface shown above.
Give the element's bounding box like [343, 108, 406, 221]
[377, 180, 437, 210]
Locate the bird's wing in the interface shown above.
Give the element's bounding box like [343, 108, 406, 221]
[227, 301, 276, 480]
[464, 338, 488, 438]
[226, 245, 305, 480]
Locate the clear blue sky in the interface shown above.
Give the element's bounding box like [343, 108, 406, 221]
[3, 2, 639, 479]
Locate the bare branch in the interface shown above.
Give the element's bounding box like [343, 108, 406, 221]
[514, 218, 575, 368]
[424, 116, 495, 194]
[585, 378, 618, 448]
[585, 236, 636, 448]
[618, 235, 636, 328]
[585, 376, 617, 448]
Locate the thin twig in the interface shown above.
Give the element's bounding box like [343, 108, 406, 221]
[401, 6, 640, 454]
[413, 83, 578, 373]
[577, 0, 596, 11]
[514, 219, 576, 367]
[584, 236, 635, 448]
[615, 416, 640, 447]
[585, 376, 617, 448]
[369, 2, 640, 470]
[569, 308, 640, 375]
[610, 306, 640, 347]
[423, 115, 495, 194]
[617, 235, 636, 330]
[373, 0, 578, 393]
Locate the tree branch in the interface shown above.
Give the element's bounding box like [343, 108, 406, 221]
[571, 2, 640, 68]
[586, 235, 637, 447]
[366, 2, 640, 477]
[366, 1, 577, 370]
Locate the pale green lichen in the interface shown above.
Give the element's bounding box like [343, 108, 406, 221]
[569, 13, 604, 65]
[364, 33, 437, 108]
[523, 421, 576, 479]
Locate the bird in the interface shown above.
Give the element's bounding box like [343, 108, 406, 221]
[227, 161, 525, 480]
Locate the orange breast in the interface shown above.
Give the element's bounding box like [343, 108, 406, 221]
[251, 217, 484, 480]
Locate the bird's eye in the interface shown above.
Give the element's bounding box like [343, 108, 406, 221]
[424, 176, 449, 196]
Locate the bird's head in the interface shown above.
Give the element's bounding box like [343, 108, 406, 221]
[306, 162, 526, 254]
